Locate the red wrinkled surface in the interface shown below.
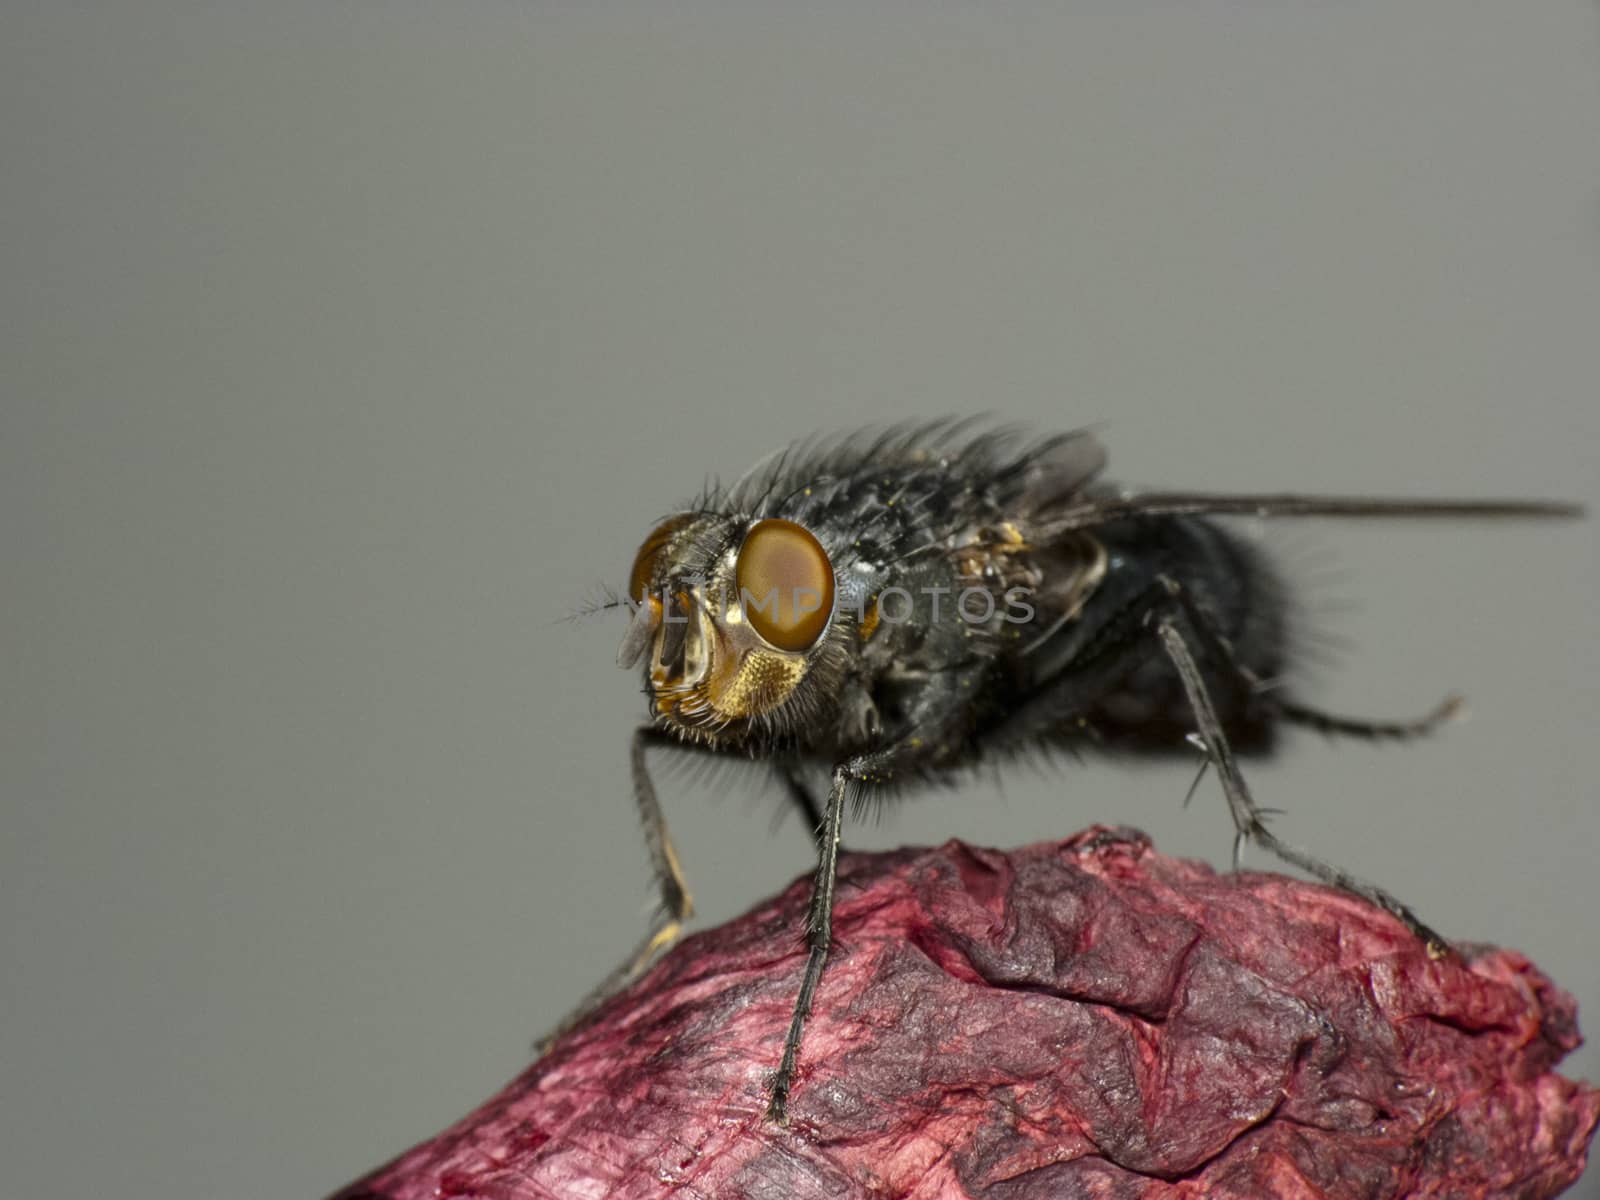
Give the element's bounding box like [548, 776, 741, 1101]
[333, 829, 1598, 1199]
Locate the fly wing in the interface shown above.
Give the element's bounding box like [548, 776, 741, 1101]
[1034, 490, 1582, 533]
[1008, 430, 1110, 518]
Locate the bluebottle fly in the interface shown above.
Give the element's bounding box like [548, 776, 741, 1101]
[568, 421, 1581, 1122]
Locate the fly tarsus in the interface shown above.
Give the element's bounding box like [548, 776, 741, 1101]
[535, 913, 686, 1056]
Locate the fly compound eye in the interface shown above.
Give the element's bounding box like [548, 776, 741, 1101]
[735, 519, 834, 652]
[629, 515, 693, 604]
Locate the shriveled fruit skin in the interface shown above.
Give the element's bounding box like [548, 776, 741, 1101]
[331, 828, 1599, 1200]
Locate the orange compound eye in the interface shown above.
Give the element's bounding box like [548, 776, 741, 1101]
[735, 519, 834, 652]
[629, 515, 693, 603]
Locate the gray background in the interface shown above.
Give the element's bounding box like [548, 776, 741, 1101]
[4, 3, 1597, 1197]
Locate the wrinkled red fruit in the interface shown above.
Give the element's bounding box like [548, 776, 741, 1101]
[332, 829, 1598, 1199]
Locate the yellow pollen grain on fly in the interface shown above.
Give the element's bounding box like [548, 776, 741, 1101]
[857, 597, 882, 642]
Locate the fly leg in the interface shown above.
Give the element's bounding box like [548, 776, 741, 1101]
[1149, 578, 1450, 954]
[536, 725, 694, 1052]
[1168, 600, 1463, 743]
[1269, 694, 1464, 742]
[765, 761, 849, 1124]
[777, 761, 827, 848]
[766, 676, 985, 1123]
[1000, 574, 1449, 953]
[625, 723, 696, 959]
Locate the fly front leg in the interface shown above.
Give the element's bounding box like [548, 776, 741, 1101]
[536, 725, 695, 1051]
[764, 693, 981, 1122]
[765, 761, 850, 1124]
[1149, 579, 1450, 955]
[627, 724, 696, 952]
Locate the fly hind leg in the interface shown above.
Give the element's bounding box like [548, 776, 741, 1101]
[1149, 578, 1450, 955]
[1269, 693, 1464, 742]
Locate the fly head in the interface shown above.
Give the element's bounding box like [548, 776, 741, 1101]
[616, 510, 855, 743]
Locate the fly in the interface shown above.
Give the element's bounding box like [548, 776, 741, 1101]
[564, 420, 1581, 1123]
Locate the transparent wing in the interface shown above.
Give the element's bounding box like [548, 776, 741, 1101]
[1036, 490, 1582, 533]
[1010, 430, 1110, 517]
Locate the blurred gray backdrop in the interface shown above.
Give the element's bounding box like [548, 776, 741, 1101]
[4, 3, 1597, 1197]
